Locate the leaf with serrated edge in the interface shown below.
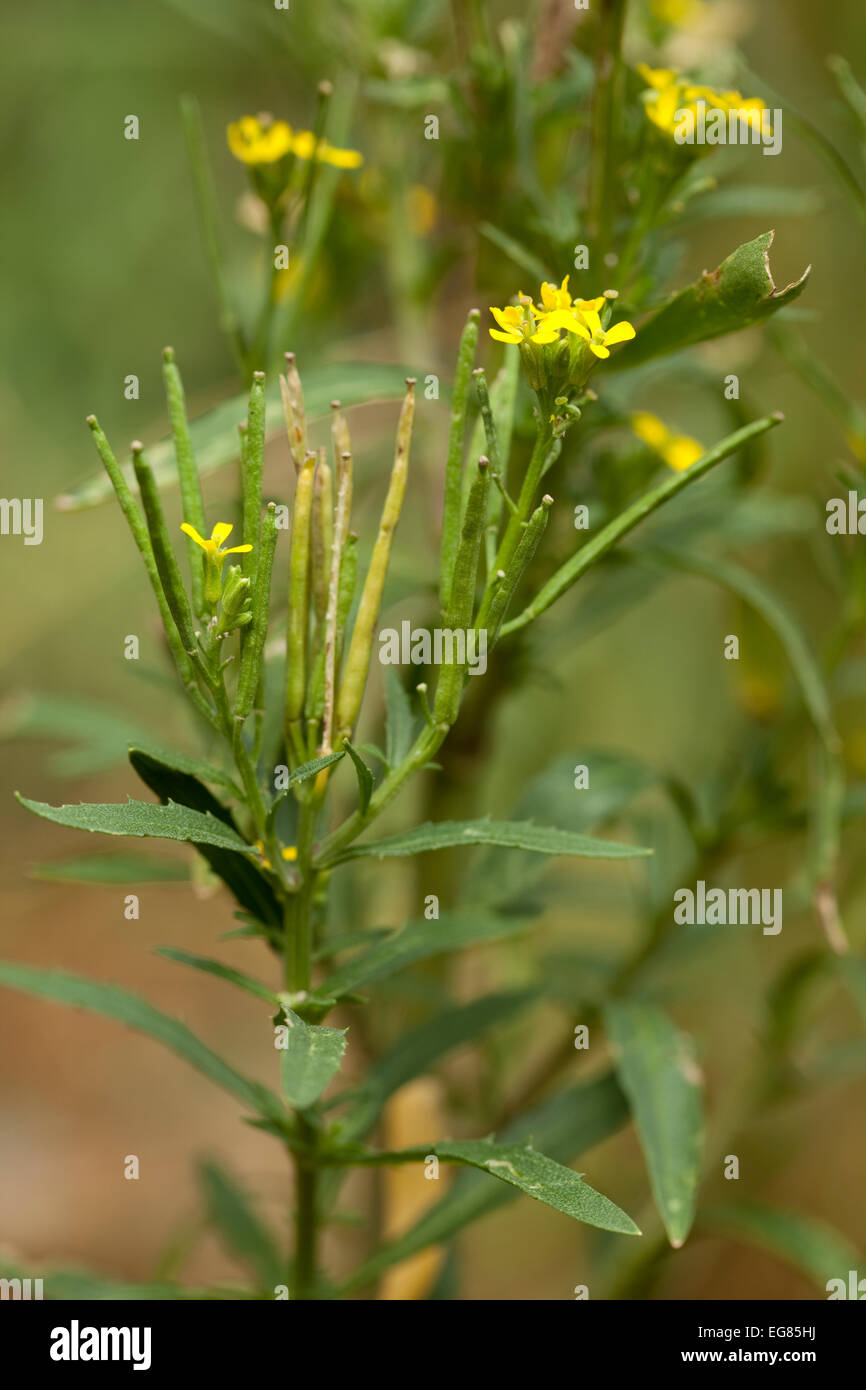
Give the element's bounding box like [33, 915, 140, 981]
[279, 1009, 347, 1109]
[0, 962, 283, 1120]
[16, 794, 256, 853]
[325, 818, 652, 866]
[313, 911, 527, 1003]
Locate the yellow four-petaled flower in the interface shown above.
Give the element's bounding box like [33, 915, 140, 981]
[489, 277, 636, 360]
[227, 114, 363, 169]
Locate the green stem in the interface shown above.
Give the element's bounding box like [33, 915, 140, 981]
[588, 0, 628, 249]
[315, 722, 448, 869]
[180, 95, 248, 379]
[285, 800, 319, 1299]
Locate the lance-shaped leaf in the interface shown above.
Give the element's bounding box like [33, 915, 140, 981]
[340, 1072, 630, 1291]
[604, 1001, 705, 1248]
[701, 1201, 863, 1292]
[313, 911, 528, 1005]
[432, 1140, 640, 1235]
[154, 947, 280, 1004]
[621, 231, 810, 368]
[0, 962, 284, 1121]
[198, 1159, 285, 1289]
[279, 1008, 347, 1109]
[15, 794, 255, 855]
[325, 817, 652, 866]
[129, 747, 282, 930]
[342, 739, 374, 815]
[29, 853, 190, 884]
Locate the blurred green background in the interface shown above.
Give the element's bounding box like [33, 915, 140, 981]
[1, 0, 865, 1299]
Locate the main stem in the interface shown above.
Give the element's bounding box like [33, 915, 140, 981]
[286, 798, 319, 1298]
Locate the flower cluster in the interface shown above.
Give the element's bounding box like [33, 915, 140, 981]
[637, 64, 766, 139]
[227, 114, 363, 170]
[489, 277, 636, 413]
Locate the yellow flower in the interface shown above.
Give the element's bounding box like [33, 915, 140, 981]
[254, 841, 298, 871]
[631, 411, 703, 471]
[180, 521, 253, 560]
[535, 275, 605, 319]
[636, 65, 767, 139]
[290, 129, 363, 169]
[549, 305, 636, 359]
[181, 522, 253, 605]
[227, 116, 363, 170]
[489, 302, 556, 344]
[227, 115, 294, 165]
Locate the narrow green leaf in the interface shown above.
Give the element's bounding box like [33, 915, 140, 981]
[342, 739, 374, 815]
[314, 911, 528, 1003]
[0, 1261, 253, 1301]
[621, 231, 810, 368]
[279, 1008, 347, 1109]
[340, 1072, 629, 1291]
[383, 666, 417, 769]
[432, 1140, 640, 1235]
[328, 817, 652, 866]
[16, 794, 255, 854]
[128, 743, 242, 797]
[0, 692, 153, 776]
[604, 1001, 705, 1248]
[702, 1201, 862, 1291]
[198, 1159, 284, 1289]
[29, 854, 189, 884]
[343, 991, 538, 1137]
[0, 962, 283, 1121]
[129, 747, 282, 930]
[154, 948, 279, 1004]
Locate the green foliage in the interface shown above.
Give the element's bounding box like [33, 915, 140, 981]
[604, 1002, 705, 1248]
[622, 232, 810, 368]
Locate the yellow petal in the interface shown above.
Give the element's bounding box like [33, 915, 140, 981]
[574, 297, 605, 314]
[490, 305, 521, 331]
[210, 522, 234, 545]
[631, 412, 669, 451]
[318, 140, 363, 168]
[666, 435, 703, 470]
[604, 321, 636, 345]
[589, 342, 610, 359]
[490, 328, 522, 343]
[224, 543, 254, 554]
[180, 522, 207, 549]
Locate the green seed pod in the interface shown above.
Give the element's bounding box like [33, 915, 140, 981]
[242, 370, 267, 576]
[236, 504, 278, 720]
[484, 495, 552, 642]
[285, 452, 316, 736]
[434, 457, 490, 724]
[132, 446, 197, 651]
[311, 453, 333, 625]
[163, 347, 207, 615]
[336, 382, 414, 742]
[439, 310, 479, 607]
[280, 352, 306, 473]
[87, 416, 214, 726]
